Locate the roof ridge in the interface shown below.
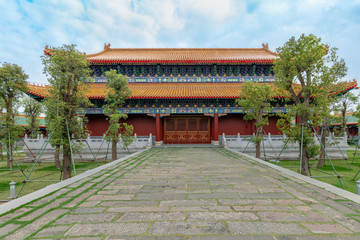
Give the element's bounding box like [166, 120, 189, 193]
[86, 45, 280, 59]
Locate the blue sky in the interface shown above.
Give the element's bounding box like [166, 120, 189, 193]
[1, 0, 360, 84]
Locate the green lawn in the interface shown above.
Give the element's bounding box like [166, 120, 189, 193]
[0, 152, 106, 200]
[272, 149, 360, 194]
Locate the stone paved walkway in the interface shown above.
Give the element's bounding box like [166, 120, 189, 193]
[1, 147, 360, 239]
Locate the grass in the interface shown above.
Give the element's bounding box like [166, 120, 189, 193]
[0, 151, 108, 200]
[272, 149, 360, 194]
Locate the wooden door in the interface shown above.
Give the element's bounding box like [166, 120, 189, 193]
[164, 116, 210, 144]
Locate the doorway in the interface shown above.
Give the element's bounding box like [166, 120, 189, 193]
[164, 115, 211, 144]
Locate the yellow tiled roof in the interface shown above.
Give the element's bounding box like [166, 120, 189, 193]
[27, 80, 357, 100]
[85, 45, 278, 64]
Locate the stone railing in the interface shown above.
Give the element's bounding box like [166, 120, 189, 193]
[22, 134, 152, 162]
[222, 132, 349, 160]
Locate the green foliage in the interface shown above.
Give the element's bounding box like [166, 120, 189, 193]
[237, 82, 273, 129]
[22, 97, 43, 138]
[104, 112, 128, 142]
[278, 115, 320, 158]
[0, 122, 24, 148]
[273, 34, 347, 175]
[42, 44, 92, 178]
[103, 70, 132, 143]
[0, 62, 28, 154]
[355, 105, 360, 127]
[0, 63, 28, 100]
[120, 123, 135, 152]
[43, 44, 91, 143]
[333, 92, 358, 136]
[236, 82, 273, 147]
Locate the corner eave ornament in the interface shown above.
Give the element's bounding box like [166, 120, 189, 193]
[104, 43, 111, 50]
[262, 43, 269, 50]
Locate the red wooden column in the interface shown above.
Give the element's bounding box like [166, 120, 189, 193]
[213, 113, 219, 145]
[155, 113, 162, 145]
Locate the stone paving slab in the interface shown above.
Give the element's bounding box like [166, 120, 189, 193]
[1, 147, 360, 239]
[65, 222, 150, 236]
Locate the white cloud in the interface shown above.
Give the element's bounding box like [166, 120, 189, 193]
[299, 0, 339, 11]
[179, 0, 238, 22]
[0, 0, 359, 84]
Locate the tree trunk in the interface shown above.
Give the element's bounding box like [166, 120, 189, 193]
[256, 130, 262, 159]
[255, 108, 264, 159]
[6, 152, 12, 169]
[317, 123, 327, 167]
[30, 117, 36, 138]
[54, 145, 61, 169]
[62, 145, 72, 180]
[299, 114, 309, 176]
[342, 112, 347, 137]
[0, 145, 3, 161]
[112, 139, 118, 160]
[6, 144, 13, 169]
[300, 142, 309, 176]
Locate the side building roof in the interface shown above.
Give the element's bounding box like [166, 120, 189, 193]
[331, 113, 359, 126]
[14, 115, 46, 128]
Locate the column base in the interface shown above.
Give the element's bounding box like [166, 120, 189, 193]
[212, 141, 219, 146]
[155, 141, 162, 146]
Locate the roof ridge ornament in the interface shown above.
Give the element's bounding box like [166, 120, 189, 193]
[262, 43, 269, 50]
[44, 45, 51, 55]
[104, 43, 111, 50]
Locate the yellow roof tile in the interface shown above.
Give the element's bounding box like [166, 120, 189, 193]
[27, 80, 357, 100]
[85, 46, 278, 64]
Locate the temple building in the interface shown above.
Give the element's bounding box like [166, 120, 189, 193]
[27, 44, 358, 145]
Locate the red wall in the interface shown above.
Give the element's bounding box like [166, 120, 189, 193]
[86, 114, 156, 136]
[263, 116, 282, 135]
[125, 114, 157, 136]
[87, 113, 281, 137]
[87, 114, 109, 136]
[218, 114, 281, 135]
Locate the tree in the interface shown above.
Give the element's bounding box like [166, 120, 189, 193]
[316, 93, 333, 167]
[332, 92, 357, 136]
[0, 63, 28, 168]
[120, 123, 134, 153]
[42, 44, 91, 179]
[103, 70, 132, 160]
[0, 98, 4, 162]
[22, 97, 43, 138]
[274, 34, 347, 176]
[236, 81, 273, 158]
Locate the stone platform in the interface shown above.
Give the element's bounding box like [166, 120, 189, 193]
[1, 147, 360, 239]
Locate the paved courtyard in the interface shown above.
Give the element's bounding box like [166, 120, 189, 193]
[1, 147, 360, 239]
